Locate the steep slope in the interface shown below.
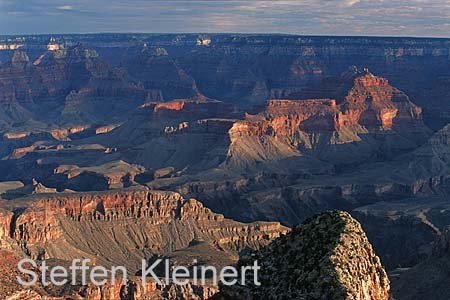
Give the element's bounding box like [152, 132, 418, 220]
[0, 210, 390, 300]
[219, 211, 390, 300]
[0, 45, 104, 125]
[0, 187, 287, 300]
[353, 197, 448, 270]
[392, 227, 450, 300]
[0, 43, 191, 130]
[123, 45, 199, 100]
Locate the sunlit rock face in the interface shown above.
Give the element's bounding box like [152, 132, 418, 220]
[233, 69, 425, 137]
[224, 69, 429, 173]
[0, 186, 287, 299]
[0, 44, 24, 50]
[0, 187, 287, 269]
[46, 37, 64, 51]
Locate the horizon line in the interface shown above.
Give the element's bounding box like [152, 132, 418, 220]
[1, 32, 450, 40]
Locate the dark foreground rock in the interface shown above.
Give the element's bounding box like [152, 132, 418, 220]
[218, 211, 390, 300]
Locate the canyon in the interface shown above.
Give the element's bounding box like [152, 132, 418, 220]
[0, 34, 450, 299]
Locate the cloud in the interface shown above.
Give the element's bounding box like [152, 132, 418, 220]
[57, 5, 73, 11]
[0, 0, 450, 37]
[343, 0, 361, 7]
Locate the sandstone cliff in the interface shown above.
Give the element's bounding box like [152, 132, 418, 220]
[0, 187, 288, 272]
[225, 69, 429, 171]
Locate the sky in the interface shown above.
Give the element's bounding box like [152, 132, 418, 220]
[1, 0, 450, 37]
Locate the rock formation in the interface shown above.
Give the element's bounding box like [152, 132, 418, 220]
[0, 186, 287, 300]
[0, 209, 391, 300]
[224, 69, 429, 171]
[0, 187, 288, 271]
[219, 211, 390, 300]
[54, 160, 145, 191]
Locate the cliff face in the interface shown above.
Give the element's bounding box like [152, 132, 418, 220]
[0, 43, 197, 129]
[0, 209, 12, 245]
[340, 72, 423, 130]
[0, 45, 100, 104]
[1, 34, 450, 129]
[0, 187, 288, 272]
[220, 211, 390, 300]
[78, 277, 218, 300]
[123, 46, 199, 101]
[1, 35, 450, 300]
[225, 70, 429, 170]
[232, 70, 424, 137]
[0, 187, 287, 300]
[0, 209, 390, 300]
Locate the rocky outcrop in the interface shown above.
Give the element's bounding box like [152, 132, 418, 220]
[229, 99, 338, 138]
[220, 211, 390, 300]
[0, 187, 287, 300]
[339, 70, 423, 130]
[0, 209, 391, 300]
[95, 124, 119, 135]
[3, 131, 31, 140]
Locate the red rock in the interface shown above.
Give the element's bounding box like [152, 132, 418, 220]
[232, 72, 425, 139]
[3, 132, 31, 140]
[150, 97, 235, 120]
[0, 209, 13, 241]
[0, 188, 288, 266]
